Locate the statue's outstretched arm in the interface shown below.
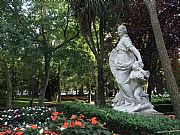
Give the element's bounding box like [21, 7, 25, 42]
[129, 46, 144, 68]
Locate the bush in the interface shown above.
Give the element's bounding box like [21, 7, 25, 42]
[56, 102, 180, 134]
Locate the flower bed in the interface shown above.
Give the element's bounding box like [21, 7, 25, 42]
[56, 102, 180, 134]
[0, 107, 116, 135]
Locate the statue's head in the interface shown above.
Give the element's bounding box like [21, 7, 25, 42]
[117, 24, 127, 37]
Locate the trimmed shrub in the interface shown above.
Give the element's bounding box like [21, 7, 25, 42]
[56, 102, 180, 134]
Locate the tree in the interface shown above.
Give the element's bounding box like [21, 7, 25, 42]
[22, 0, 80, 106]
[0, 0, 28, 108]
[144, 0, 180, 119]
[118, 0, 179, 101]
[69, 0, 124, 106]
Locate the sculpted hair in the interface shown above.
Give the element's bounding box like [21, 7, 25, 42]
[117, 24, 127, 34]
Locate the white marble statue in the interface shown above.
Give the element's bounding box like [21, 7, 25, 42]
[109, 24, 158, 114]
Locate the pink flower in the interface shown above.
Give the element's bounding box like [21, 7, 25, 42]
[70, 115, 76, 120]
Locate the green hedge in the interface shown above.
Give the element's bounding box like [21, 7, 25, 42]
[56, 102, 180, 134]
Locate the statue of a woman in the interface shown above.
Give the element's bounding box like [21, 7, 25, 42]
[110, 24, 155, 113]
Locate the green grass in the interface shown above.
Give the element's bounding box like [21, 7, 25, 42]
[12, 100, 35, 108]
[15, 97, 48, 102]
[0, 97, 58, 109]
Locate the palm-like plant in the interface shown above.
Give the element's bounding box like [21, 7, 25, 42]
[68, 0, 125, 106]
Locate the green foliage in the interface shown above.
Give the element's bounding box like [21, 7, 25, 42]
[56, 102, 180, 134]
[152, 95, 171, 104]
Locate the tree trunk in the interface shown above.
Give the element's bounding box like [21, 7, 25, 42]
[96, 58, 105, 107]
[4, 62, 12, 109]
[88, 79, 92, 103]
[39, 50, 51, 106]
[57, 63, 61, 103]
[78, 85, 84, 96]
[96, 17, 105, 107]
[144, 0, 180, 119]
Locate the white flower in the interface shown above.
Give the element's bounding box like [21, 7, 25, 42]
[21, 128, 25, 131]
[14, 127, 20, 130]
[8, 116, 12, 118]
[4, 122, 7, 125]
[39, 128, 44, 134]
[60, 127, 66, 131]
[26, 125, 31, 128]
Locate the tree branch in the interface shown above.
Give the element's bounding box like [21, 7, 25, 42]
[84, 33, 98, 59]
[54, 24, 80, 51]
[63, 4, 71, 40]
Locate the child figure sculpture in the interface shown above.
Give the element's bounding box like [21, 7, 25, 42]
[129, 61, 150, 105]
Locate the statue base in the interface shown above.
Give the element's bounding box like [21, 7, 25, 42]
[113, 104, 163, 117]
[134, 108, 164, 117]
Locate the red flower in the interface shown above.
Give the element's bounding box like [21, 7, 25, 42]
[80, 114, 85, 118]
[15, 128, 21, 131]
[52, 111, 63, 116]
[51, 132, 58, 135]
[77, 117, 82, 121]
[91, 117, 97, 125]
[70, 115, 76, 120]
[44, 129, 57, 135]
[44, 130, 52, 134]
[70, 122, 75, 127]
[62, 122, 69, 128]
[0, 132, 6, 135]
[14, 131, 24, 135]
[52, 112, 59, 116]
[51, 115, 57, 121]
[6, 129, 12, 134]
[74, 120, 82, 127]
[31, 124, 38, 129]
[62, 117, 66, 121]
